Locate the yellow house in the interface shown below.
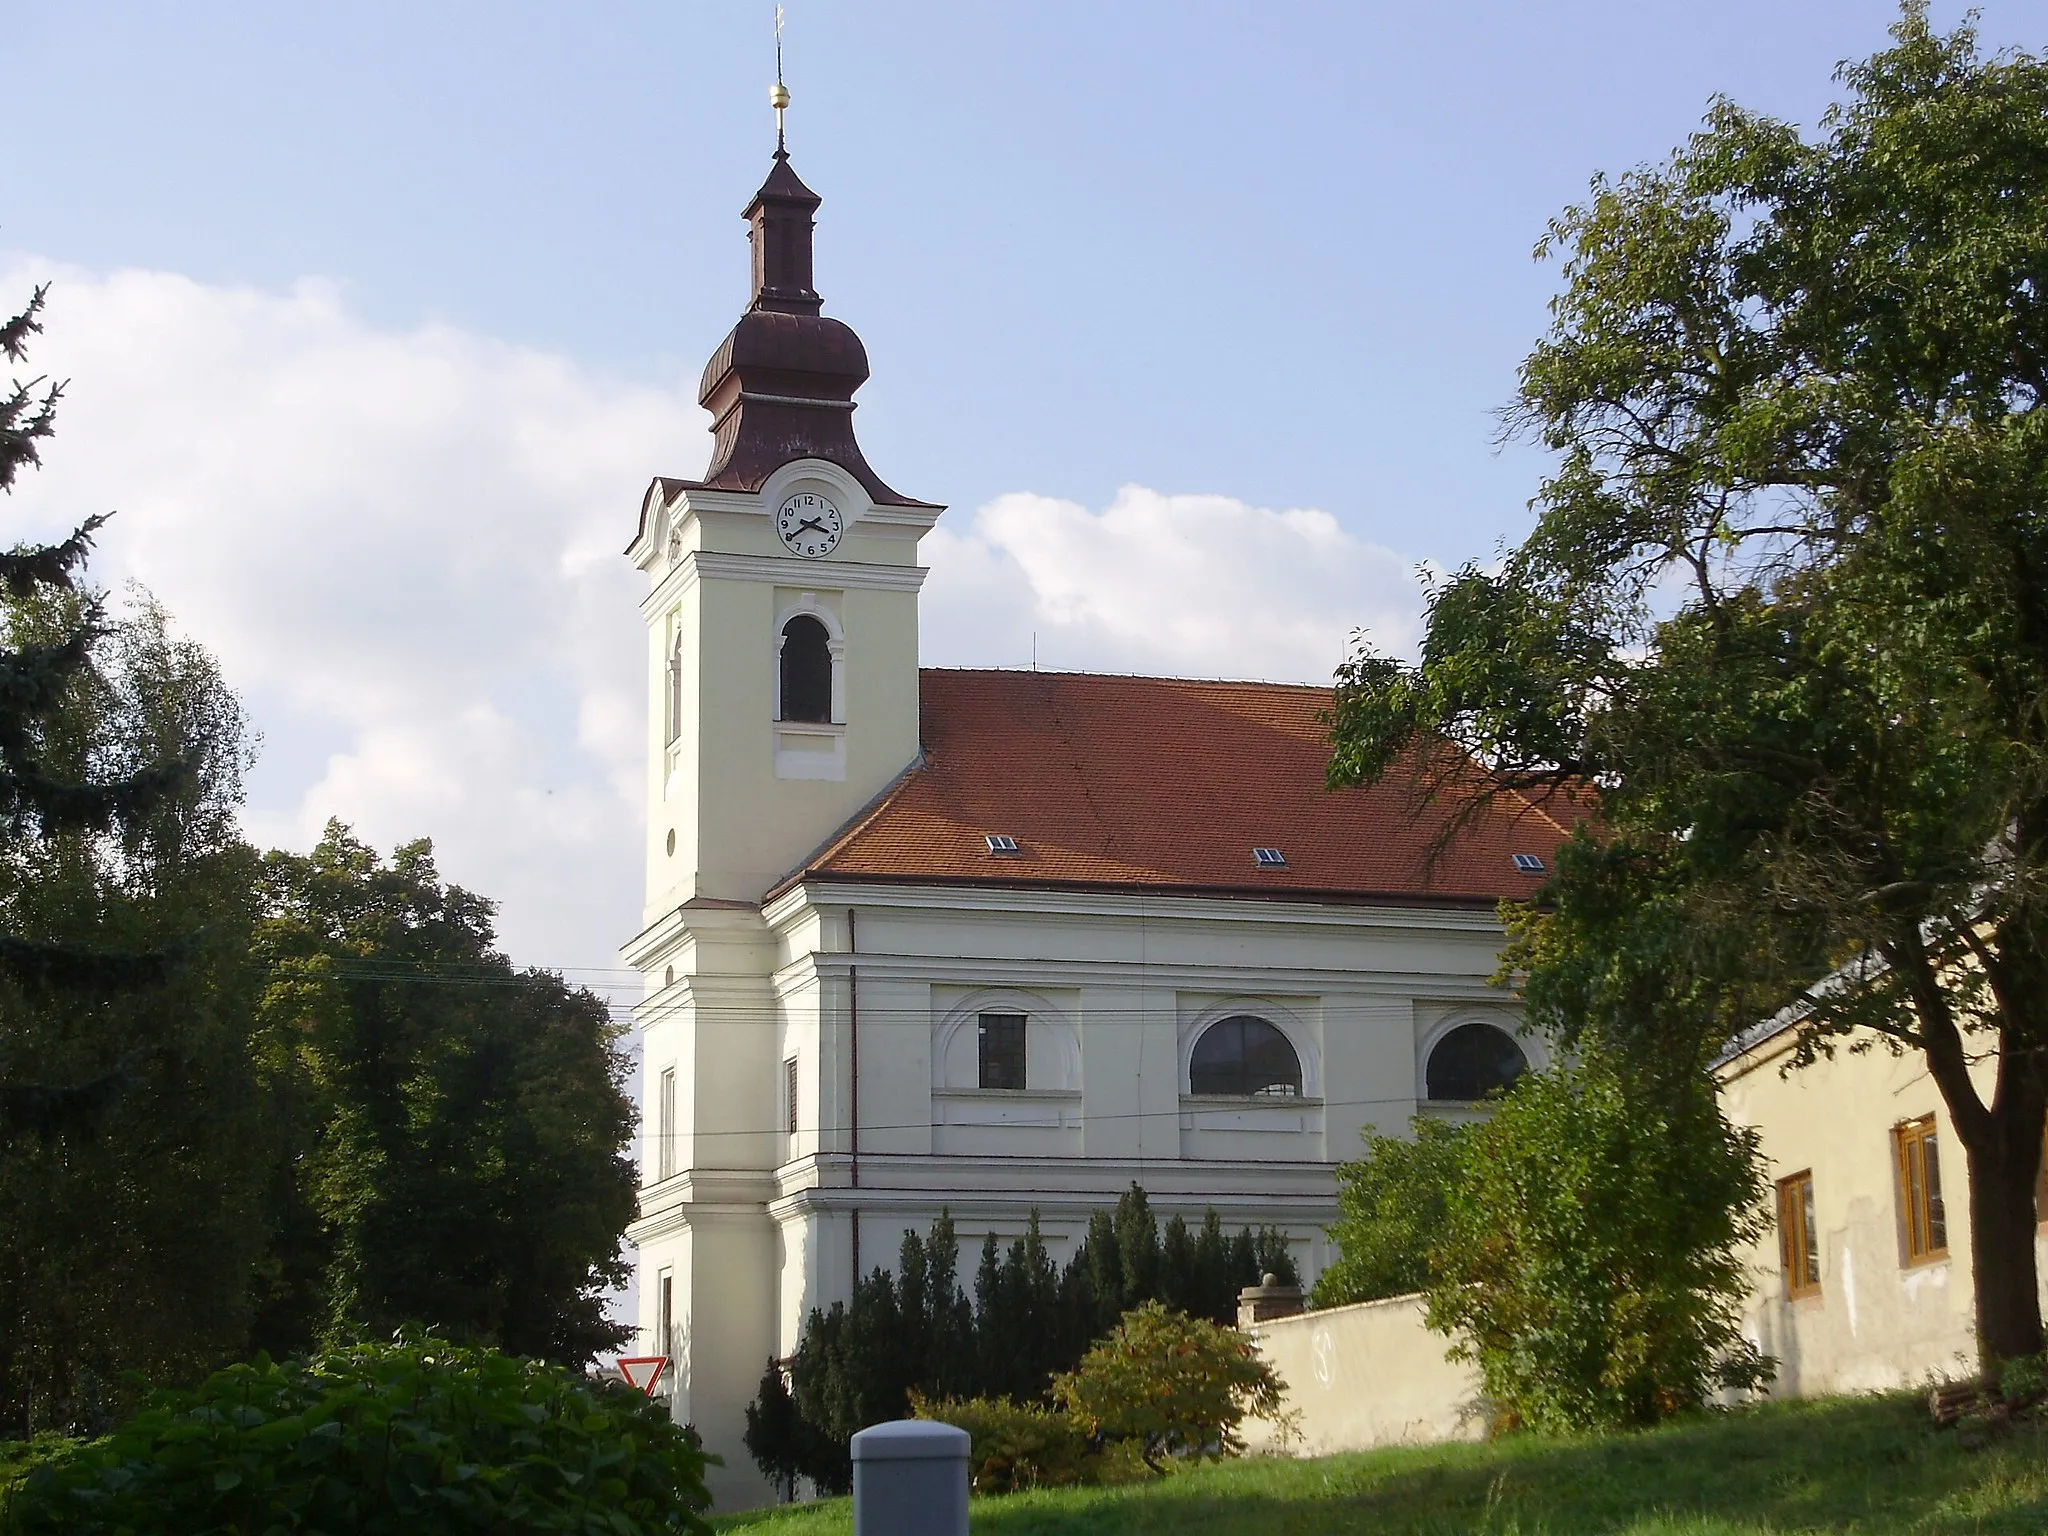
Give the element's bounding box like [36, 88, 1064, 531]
[1715, 1011, 2048, 1395]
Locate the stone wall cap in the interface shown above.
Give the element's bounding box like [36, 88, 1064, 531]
[851, 1419, 971, 1461]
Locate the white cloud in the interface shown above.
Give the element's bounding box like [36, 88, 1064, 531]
[3, 261, 1426, 988]
[5, 259, 684, 987]
[920, 486, 1424, 683]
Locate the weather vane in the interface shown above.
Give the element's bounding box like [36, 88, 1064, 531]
[771, 5, 790, 151]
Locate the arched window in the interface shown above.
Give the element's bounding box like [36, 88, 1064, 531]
[1426, 1022, 1528, 1102]
[1189, 1015, 1302, 1099]
[779, 614, 832, 723]
[664, 631, 683, 746]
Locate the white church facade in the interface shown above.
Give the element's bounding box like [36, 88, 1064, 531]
[623, 144, 1567, 1507]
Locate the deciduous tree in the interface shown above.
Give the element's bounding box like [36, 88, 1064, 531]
[1328, 6, 2048, 1373]
[252, 825, 636, 1366]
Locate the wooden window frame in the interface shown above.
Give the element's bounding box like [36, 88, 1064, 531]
[1777, 1170, 1820, 1299]
[1893, 1114, 1949, 1267]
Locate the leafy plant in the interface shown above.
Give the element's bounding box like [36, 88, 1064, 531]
[1315, 1116, 1468, 1308]
[1050, 1302, 1285, 1473]
[1426, 1063, 1773, 1432]
[1, 1333, 713, 1534]
[1325, 6, 2048, 1374]
[908, 1391, 1094, 1493]
[769, 1193, 1299, 1486]
[251, 825, 637, 1365]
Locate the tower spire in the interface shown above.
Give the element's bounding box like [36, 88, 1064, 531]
[771, 4, 789, 152]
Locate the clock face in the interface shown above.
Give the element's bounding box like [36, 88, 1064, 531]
[776, 492, 844, 559]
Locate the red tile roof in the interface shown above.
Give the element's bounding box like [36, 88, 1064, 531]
[788, 669, 1575, 906]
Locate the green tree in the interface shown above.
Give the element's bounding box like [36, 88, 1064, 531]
[1426, 1063, 1772, 1432]
[251, 824, 636, 1365]
[972, 1212, 1066, 1403]
[0, 588, 268, 1435]
[1327, 7, 2048, 1373]
[742, 1358, 829, 1503]
[0, 280, 202, 1140]
[1314, 1116, 1468, 1309]
[1050, 1302, 1284, 1474]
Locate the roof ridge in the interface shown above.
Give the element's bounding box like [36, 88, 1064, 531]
[918, 666, 1332, 692]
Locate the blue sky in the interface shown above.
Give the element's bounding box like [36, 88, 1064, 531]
[2, 1, 2032, 985]
[14, 2, 2013, 560]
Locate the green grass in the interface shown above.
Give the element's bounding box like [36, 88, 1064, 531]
[715, 1394, 2048, 1535]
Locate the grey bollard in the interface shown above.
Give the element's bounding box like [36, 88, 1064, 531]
[851, 1418, 970, 1536]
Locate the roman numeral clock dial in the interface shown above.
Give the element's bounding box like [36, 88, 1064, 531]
[776, 492, 844, 558]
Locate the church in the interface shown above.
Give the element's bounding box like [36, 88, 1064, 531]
[623, 136, 1567, 1506]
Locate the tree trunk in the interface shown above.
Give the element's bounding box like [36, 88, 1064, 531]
[1953, 1099, 2046, 1376]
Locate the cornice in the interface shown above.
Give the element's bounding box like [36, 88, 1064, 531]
[775, 948, 1513, 1002]
[771, 879, 1507, 937]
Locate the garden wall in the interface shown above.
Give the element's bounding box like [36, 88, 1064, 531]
[1241, 1292, 1483, 1456]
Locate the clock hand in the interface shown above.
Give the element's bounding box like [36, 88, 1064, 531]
[795, 518, 828, 534]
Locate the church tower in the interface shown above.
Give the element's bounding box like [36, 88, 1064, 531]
[622, 134, 941, 1507]
[625, 147, 942, 915]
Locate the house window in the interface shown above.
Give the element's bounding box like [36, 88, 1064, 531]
[779, 614, 832, 723]
[1189, 1015, 1302, 1098]
[657, 1065, 677, 1183]
[1894, 1115, 1948, 1265]
[1426, 1022, 1528, 1102]
[1778, 1170, 1820, 1298]
[656, 1269, 674, 1363]
[784, 1056, 799, 1138]
[978, 1013, 1026, 1091]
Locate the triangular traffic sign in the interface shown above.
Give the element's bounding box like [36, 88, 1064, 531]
[617, 1356, 668, 1396]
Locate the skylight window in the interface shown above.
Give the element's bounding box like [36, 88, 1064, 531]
[1252, 847, 1288, 869]
[985, 834, 1021, 856]
[1512, 853, 1547, 874]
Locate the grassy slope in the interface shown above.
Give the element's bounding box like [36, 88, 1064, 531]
[716, 1394, 2048, 1535]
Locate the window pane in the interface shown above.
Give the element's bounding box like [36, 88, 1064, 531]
[1800, 1178, 1820, 1286]
[1426, 1023, 1529, 1101]
[979, 1013, 1026, 1091]
[780, 615, 832, 723]
[1923, 1128, 1946, 1252]
[1190, 1016, 1302, 1098]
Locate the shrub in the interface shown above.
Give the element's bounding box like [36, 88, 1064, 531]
[909, 1391, 1092, 1493]
[1050, 1303, 1285, 1473]
[1, 1334, 713, 1534]
[1315, 1115, 1467, 1307]
[0, 1439, 78, 1510]
[1427, 1063, 1773, 1432]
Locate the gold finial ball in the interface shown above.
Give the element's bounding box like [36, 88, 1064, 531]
[770, 83, 790, 110]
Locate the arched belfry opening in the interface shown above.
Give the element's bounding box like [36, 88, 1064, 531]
[779, 615, 833, 723]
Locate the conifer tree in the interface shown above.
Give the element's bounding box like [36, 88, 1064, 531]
[0, 283, 194, 1142]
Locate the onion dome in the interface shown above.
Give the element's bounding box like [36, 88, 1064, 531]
[685, 150, 929, 508]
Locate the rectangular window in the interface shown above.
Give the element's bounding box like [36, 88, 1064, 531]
[978, 1012, 1026, 1091]
[657, 1270, 674, 1363]
[785, 1056, 799, 1139]
[1894, 1115, 1948, 1265]
[657, 1065, 677, 1183]
[1777, 1170, 1820, 1298]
